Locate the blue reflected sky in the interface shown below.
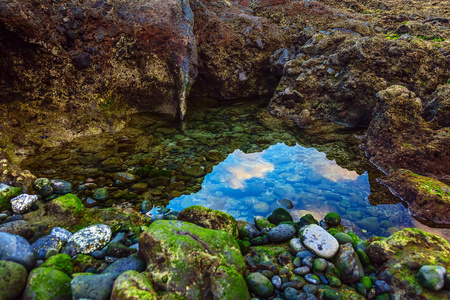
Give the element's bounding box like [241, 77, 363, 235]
[168, 143, 417, 237]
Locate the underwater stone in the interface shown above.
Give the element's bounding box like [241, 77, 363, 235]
[277, 198, 294, 209]
[93, 188, 109, 201]
[68, 224, 112, 254]
[301, 225, 339, 259]
[267, 208, 293, 225]
[50, 179, 73, 194]
[183, 166, 206, 178]
[417, 265, 446, 291]
[10, 194, 38, 214]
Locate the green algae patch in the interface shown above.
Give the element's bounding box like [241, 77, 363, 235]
[177, 205, 239, 238]
[111, 270, 158, 300]
[0, 185, 21, 211]
[23, 267, 72, 300]
[41, 254, 73, 275]
[139, 220, 249, 299]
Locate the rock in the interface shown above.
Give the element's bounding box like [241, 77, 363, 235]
[246, 272, 274, 298]
[0, 183, 22, 211]
[183, 166, 205, 178]
[50, 227, 73, 244]
[31, 235, 64, 260]
[300, 225, 339, 259]
[71, 273, 120, 300]
[102, 256, 145, 274]
[93, 188, 109, 201]
[10, 194, 38, 214]
[129, 183, 148, 194]
[284, 287, 300, 300]
[314, 258, 328, 272]
[61, 241, 81, 258]
[111, 270, 157, 300]
[356, 249, 370, 266]
[254, 216, 275, 230]
[295, 266, 311, 276]
[139, 220, 250, 299]
[305, 273, 321, 284]
[0, 260, 28, 300]
[177, 205, 238, 238]
[267, 208, 293, 225]
[45, 193, 85, 218]
[325, 213, 341, 227]
[271, 275, 282, 289]
[72, 52, 91, 70]
[268, 224, 296, 243]
[50, 179, 73, 194]
[277, 198, 294, 209]
[67, 224, 112, 254]
[41, 254, 73, 275]
[110, 232, 127, 245]
[333, 243, 364, 284]
[290, 238, 307, 253]
[0, 232, 36, 270]
[366, 228, 450, 299]
[0, 220, 34, 239]
[299, 214, 319, 226]
[22, 267, 72, 300]
[334, 232, 355, 246]
[417, 265, 447, 291]
[105, 242, 137, 259]
[39, 185, 53, 197]
[33, 178, 51, 192]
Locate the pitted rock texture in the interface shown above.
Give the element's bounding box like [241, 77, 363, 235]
[300, 224, 339, 259]
[10, 194, 38, 214]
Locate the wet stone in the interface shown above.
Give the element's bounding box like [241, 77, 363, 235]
[10, 194, 38, 214]
[284, 287, 300, 300]
[50, 227, 73, 243]
[313, 258, 328, 272]
[93, 188, 109, 201]
[417, 265, 446, 291]
[39, 185, 54, 197]
[0, 232, 37, 270]
[71, 272, 120, 300]
[296, 250, 315, 259]
[268, 224, 296, 243]
[305, 274, 321, 284]
[290, 238, 307, 253]
[300, 225, 339, 259]
[246, 272, 274, 298]
[50, 179, 73, 194]
[272, 275, 282, 289]
[267, 208, 293, 225]
[102, 256, 145, 274]
[31, 235, 63, 260]
[295, 266, 311, 276]
[68, 224, 112, 254]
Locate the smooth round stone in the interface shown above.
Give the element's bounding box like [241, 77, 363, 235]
[93, 188, 109, 201]
[183, 166, 205, 178]
[67, 224, 112, 254]
[268, 224, 296, 243]
[140, 200, 152, 214]
[329, 276, 341, 287]
[244, 224, 260, 239]
[50, 227, 73, 244]
[303, 284, 319, 295]
[300, 225, 339, 259]
[313, 258, 328, 272]
[31, 235, 63, 260]
[114, 172, 136, 183]
[334, 232, 354, 245]
[290, 238, 307, 253]
[0, 220, 34, 239]
[102, 256, 145, 274]
[356, 249, 371, 266]
[0, 232, 37, 270]
[360, 276, 373, 290]
[293, 257, 302, 267]
[39, 185, 54, 197]
[254, 216, 274, 231]
[10, 194, 38, 214]
[284, 287, 299, 300]
[295, 266, 311, 276]
[324, 213, 341, 226]
[296, 250, 315, 259]
[302, 257, 314, 268]
[0, 260, 28, 300]
[374, 280, 392, 294]
[110, 232, 127, 244]
[277, 199, 294, 209]
[417, 265, 447, 291]
[0, 213, 7, 220]
[267, 208, 293, 225]
[305, 274, 321, 284]
[271, 275, 282, 289]
[334, 243, 364, 284]
[246, 272, 274, 298]
[71, 273, 120, 300]
[50, 179, 73, 194]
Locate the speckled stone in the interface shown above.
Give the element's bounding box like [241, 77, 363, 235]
[268, 224, 296, 243]
[50, 227, 73, 244]
[50, 179, 73, 194]
[32, 235, 64, 260]
[300, 225, 339, 259]
[67, 224, 112, 254]
[10, 194, 38, 214]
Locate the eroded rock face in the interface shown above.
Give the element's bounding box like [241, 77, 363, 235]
[139, 220, 250, 300]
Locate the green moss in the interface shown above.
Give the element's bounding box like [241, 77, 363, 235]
[112, 271, 157, 300]
[52, 193, 85, 216]
[0, 185, 22, 211]
[24, 267, 72, 300]
[41, 254, 73, 275]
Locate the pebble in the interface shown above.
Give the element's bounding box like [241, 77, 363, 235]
[300, 225, 339, 259]
[295, 266, 311, 276]
[10, 194, 38, 214]
[290, 238, 307, 253]
[50, 179, 73, 194]
[271, 275, 282, 289]
[50, 227, 73, 243]
[67, 224, 112, 254]
[305, 273, 321, 284]
[246, 272, 274, 298]
[374, 280, 393, 294]
[31, 235, 63, 260]
[268, 224, 296, 243]
[71, 272, 120, 300]
[101, 256, 145, 274]
[296, 250, 315, 259]
[0, 232, 37, 270]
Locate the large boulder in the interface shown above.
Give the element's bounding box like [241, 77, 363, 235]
[0, 260, 28, 300]
[22, 267, 72, 300]
[365, 228, 450, 299]
[332, 243, 364, 284]
[139, 220, 250, 299]
[111, 270, 158, 300]
[0, 232, 37, 271]
[177, 205, 239, 238]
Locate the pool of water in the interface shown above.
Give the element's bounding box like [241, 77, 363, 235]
[20, 98, 450, 240]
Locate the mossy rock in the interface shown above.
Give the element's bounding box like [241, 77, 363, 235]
[41, 254, 73, 275]
[325, 213, 341, 227]
[46, 193, 85, 216]
[366, 228, 450, 299]
[73, 254, 101, 273]
[0, 184, 22, 211]
[139, 220, 249, 299]
[0, 260, 28, 300]
[22, 267, 72, 300]
[268, 208, 293, 225]
[334, 232, 355, 246]
[177, 205, 238, 239]
[111, 270, 158, 300]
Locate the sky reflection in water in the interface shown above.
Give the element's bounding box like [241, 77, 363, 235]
[168, 143, 417, 238]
